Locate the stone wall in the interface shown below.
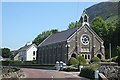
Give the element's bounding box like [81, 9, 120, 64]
[98, 62, 119, 80]
[0, 66, 25, 78]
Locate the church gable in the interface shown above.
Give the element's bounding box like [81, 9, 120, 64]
[67, 10, 105, 60]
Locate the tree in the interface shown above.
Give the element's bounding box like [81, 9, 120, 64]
[91, 17, 119, 58]
[91, 17, 108, 40]
[2, 48, 12, 58]
[68, 21, 80, 29]
[32, 29, 58, 45]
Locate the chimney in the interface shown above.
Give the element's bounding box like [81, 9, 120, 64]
[26, 41, 32, 46]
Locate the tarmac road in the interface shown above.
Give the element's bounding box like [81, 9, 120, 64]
[21, 68, 81, 78]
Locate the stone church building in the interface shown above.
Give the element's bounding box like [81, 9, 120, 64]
[37, 11, 105, 64]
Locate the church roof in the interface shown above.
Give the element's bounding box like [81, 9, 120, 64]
[38, 27, 79, 47]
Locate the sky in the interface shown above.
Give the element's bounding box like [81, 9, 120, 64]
[2, 2, 104, 50]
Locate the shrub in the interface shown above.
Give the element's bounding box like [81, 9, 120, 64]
[77, 56, 86, 65]
[117, 46, 120, 65]
[101, 59, 107, 62]
[32, 60, 37, 64]
[2, 61, 9, 66]
[111, 56, 118, 62]
[69, 57, 79, 65]
[9, 60, 21, 65]
[23, 61, 33, 64]
[91, 57, 101, 63]
[62, 65, 78, 72]
[80, 67, 95, 79]
[80, 64, 98, 79]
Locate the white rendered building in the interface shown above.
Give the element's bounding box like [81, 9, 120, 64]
[18, 42, 37, 61]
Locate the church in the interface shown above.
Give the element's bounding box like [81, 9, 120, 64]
[37, 11, 105, 64]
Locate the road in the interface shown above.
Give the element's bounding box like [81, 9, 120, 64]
[21, 68, 82, 78]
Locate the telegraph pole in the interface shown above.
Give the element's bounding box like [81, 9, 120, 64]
[109, 43, 111, 60]
[75, 21, 78, 55]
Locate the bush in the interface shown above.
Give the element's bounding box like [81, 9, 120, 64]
[62, 65, 78, 72]
[111, 56, 118, 62]
[1, 60, 21, 66]
[77, 56, 86, 65]
[9, 60, 21, 65]
[101, 59, 106, 62]
[23, 61, 33, 64]
[80, 67, 95, 79]
[69, 57, 79, 65]
[2, 61, 9, 66]
[91, 57, 101, 63]
[80, 64, 98, 79]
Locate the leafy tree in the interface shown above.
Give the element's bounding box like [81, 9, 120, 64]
[68, 21, 80, 29]
[91, 17, 108, 40]
[91, 17, 118, 58]
[2, 48, 12, 58]
[33, 29, 58, 45]
[114, 20, 120, 46]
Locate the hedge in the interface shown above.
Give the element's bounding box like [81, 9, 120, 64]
[80, 67, 95, 79]
[1, 60, 55, 66]
[62, 65, 78, 72]
[80, 64, 98, 79]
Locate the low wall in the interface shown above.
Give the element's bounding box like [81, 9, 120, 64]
[98, 62, 118, 80]
[0, 66, 25, 78]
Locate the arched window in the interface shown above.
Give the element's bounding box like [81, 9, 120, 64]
[84, 15, 87, 22]
[71, 53, 77, 58]
[97, 54, 102, 59]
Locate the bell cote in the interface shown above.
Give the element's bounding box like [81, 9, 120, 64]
[80, 10, 89, 26]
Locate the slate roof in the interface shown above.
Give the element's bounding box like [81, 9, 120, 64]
[19, 44, 37, 51]
[12, 50, 18, 57]
[9, 50, 18, 58]
[38, 27, 79, 47]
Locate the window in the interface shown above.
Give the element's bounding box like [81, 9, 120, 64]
[88, 55, 90, 59]
[84, 15, 87, 22]
[85, 55, 87, 59]
[33, 51, 35, 56]
[81, 34, 90, 45]
[33, 57, 35, 60]
[82, 55, 84, 57]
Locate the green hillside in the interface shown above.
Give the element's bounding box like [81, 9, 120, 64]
[86, 2, 119, 24]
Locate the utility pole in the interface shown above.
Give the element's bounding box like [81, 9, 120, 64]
[109, 43, 111, 60]
[75, 21, 78, 55]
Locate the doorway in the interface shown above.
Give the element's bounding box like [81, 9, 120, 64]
[97, 54, 102, 59]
